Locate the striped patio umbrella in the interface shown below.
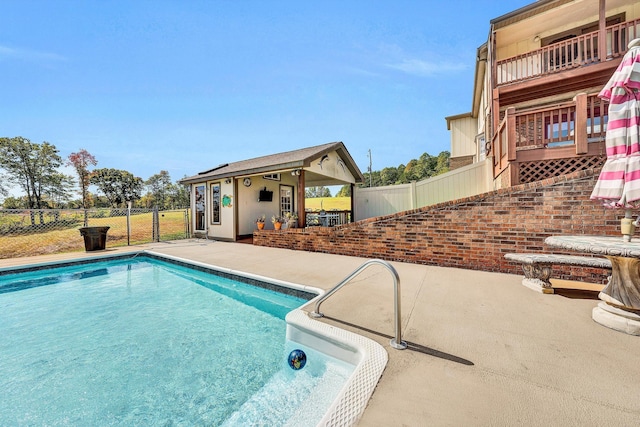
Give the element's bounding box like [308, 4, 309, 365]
[590, 38, 640, 209]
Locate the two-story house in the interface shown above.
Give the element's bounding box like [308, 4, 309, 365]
[447, 0, 640, 188]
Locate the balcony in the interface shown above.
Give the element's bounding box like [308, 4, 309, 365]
[490, 93, 608, 185]
[495, 18, 640, 87]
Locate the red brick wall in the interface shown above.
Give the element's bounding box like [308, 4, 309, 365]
[254, 169, 620, 283]
[449, 155, 474, 170]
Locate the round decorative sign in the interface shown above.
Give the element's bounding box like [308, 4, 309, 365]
[288, 349, 307, 370]
[243, 177, 252, 187]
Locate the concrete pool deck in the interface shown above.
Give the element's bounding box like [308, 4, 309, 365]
[2, 239, 639, 426]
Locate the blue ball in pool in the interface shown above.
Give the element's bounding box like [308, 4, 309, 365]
[288, 349, 307, 370]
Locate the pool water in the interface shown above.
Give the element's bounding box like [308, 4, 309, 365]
[0, 256, 354, 426]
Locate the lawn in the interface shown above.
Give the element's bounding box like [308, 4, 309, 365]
[304, 197, 351, 211]
[0, 210, 188, 259]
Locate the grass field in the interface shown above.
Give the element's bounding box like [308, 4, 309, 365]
[304, 197, 351, 211]
[0, 210, 188, 259]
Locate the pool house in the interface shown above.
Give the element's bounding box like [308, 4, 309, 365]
[180, 141, 365, 241]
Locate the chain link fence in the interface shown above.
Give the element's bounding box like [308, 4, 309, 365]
[0, 208, 191, 259]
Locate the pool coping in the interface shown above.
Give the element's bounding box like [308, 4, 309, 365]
[286, 309, 388, 427]
[0, 251, 139, 275]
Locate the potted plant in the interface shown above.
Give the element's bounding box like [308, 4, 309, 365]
[271, 215, 283, 230]
[78, 226, 110, 251]
[284, 212, 298, 228]
[256, 215, 265, 230]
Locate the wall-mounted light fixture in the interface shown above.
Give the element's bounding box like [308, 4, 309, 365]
[533, 35, 540, 43]
[225, 178, 232, 184]
[291, 169, 301, 176]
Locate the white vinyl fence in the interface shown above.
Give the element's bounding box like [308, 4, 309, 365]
[354, 159, 494, 221]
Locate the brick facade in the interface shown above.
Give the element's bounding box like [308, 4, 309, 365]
[254, 169, 620, 283]
[449, 155, 474, 170]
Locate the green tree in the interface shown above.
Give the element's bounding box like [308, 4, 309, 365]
[167, 181, 190, 208]
[2, 196, 28, 209]
[43, 172, 76, 208]
[305, 186, 332, 198]
[335, 185, 351, 197]
[0, 174, 7, 199]
[0, 137, 70, 216]
[361, 170, 382, 187]
[67, 149, 98, 208]
[434, 151, 450, 175]
[145, 170, 172, 209]
[379, 167, 400, 186]
[358, 150, 450, 188]
[403, 159, 419, 182]
[90, 168, 143, 207]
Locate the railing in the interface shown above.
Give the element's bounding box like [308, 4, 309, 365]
[513, 94, 608, 149]
[607, 18, 640, 59]
[491, 93, 608, 178]
[496, 18, 640, 85]
[310, 259, 408, 350]
[491, 110, 511, 173]
[305, 210, 351, 227]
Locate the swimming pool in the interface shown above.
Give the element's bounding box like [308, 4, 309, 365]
[0, 252, 388, 426]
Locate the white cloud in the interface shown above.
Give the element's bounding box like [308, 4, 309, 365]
[0, 45, 66, 63]
[385, 58, 467, 77]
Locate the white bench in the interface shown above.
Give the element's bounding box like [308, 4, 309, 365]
[505, 253, 612, 294]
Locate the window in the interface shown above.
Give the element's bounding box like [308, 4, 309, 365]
[211, 183, 221, 225]
[195, 185, 205, 231]
[476, 134, 486, 161]
[263, 173, 281, 181]
[280, 185, 293, 217]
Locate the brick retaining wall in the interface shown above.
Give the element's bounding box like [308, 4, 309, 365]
[254, 169, 620, 283]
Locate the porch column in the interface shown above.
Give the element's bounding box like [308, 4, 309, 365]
[350, 183, 355, 223]
[506, 107, 517, 162]
[598, 0, 606, 60]
[492, 87, 501, 149]
[574, 93, 588, 154]
[297, 169, 305, 228]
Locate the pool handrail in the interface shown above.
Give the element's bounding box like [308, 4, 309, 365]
[310, 259, 408, 350]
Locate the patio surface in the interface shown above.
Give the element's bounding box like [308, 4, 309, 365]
[2, 240, 639, 426]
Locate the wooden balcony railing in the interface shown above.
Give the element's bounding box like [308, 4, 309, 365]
[491, 93, 608, 178]
[496, 18, 640, 86]
[305, 210, 351, 227]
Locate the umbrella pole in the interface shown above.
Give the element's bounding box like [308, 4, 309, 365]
[621, 209, 636, 242]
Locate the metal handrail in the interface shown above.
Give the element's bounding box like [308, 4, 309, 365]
[310, 259, 408, 350]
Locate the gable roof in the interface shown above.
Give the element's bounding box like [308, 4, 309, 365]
[180, 141, 364, 184]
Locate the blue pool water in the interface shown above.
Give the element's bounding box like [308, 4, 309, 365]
[0, 256, 354, 426]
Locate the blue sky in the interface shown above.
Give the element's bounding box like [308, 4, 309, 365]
[0, 0, 532, 185]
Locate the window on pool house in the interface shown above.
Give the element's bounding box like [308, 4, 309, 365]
[195, 185, 205, 231]
[211, 183, 221, 225]
[280, 185, 293, 217]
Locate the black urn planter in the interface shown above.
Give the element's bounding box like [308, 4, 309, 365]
[79, 226, 110, 251]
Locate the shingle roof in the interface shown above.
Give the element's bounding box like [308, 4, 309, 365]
[180, 141, 364, 184]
